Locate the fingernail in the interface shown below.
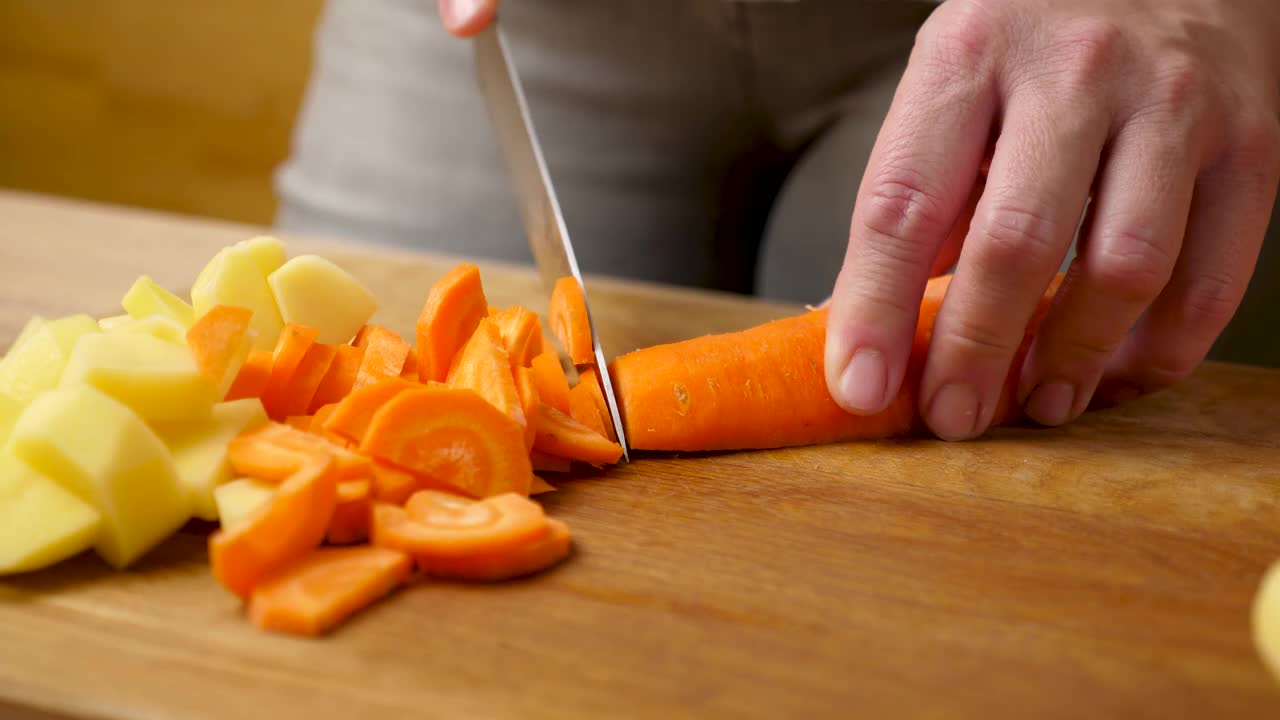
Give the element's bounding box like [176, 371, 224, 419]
[441, 0, 487, 30]
[838, 348, 888, 412]
[1025, 381, 1076, 427]
[927, 383, 980, 441]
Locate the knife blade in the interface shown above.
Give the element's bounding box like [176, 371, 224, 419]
[472, 24, 629, 461]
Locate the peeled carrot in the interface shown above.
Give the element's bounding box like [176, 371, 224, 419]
[491, 305, 544, 367]
[573, 367, 617, 443]
[326, 479, 372, 545]
[247, 546, 412, 637]
[209, 458, 339, 599]
[228, 421, 371, 482]
[226, 349, 273, 402]
[371, 461, 420, 505]
[416, 518, 572, 582]
[548, 276, 594, 365]
[309, 344, 366, 413]
[285, 415, 314, 432]
[529, 350, 572, 415]
[261, 323, 319, 420]
[533, 402, 624, 465]
[568, 382, 609, 440]
[310, 403, 339, 434]
[351, 325, 411, 392]
[323, 376, 420, 446]
[416, 263, 488, 383]
[530, 451, 572, 474]
[530, 475, 557, 495]
[280, 342, 337, 418]
[374, 491, 546, 558]
[186, 305, 253, 392]
[608, 273, 1064, 451]
[359, 386, 533, 498]
[447, 318, 527, 433]
[513, 366, 540, 452]
[400, 349, 418, 379]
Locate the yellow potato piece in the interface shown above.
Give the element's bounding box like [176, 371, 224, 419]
[9, 385, 188, 568]
[213, 477, 276, 530]
[59, 332, 217, 424]
[1254, 559, 1280, 683]
[0, 391, 21, 446]
[0, 451, 102, 575]
[267, 254, 379, 345]
[191, 240, 286, 352]
[121, 275, 194, 328]
[97, 315, 133, 332]
[160, 398, 269, 521]
[0, 314, 100, 406]
[109, 314, 188, 345]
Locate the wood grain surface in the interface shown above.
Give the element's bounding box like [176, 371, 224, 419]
[1, 190, 1279, 720]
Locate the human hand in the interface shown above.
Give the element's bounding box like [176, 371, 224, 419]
[825, 0, 1280, 440]
[438, 0, 498, 37]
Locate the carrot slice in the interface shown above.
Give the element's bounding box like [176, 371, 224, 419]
[226, 349, 273, 402]
[186, 305, 253, 395]
[322, 377, 420, 446]
[530, 451, 571, 473]
[533, 402, 624, 465]
[530, 475, 557, 495]
[309, 344, 366, 412]
[359, 386, 533, 498]
[374, 491, 546, 558]
[446, 318, 527, 432]
[416, 263, 488, 383]
[326, 479, 372, 545]
[400, 349, 418, 379]
[285, 415, 314, 432]
[228, 421, 371, 482]
[261, 323, 319, 420]
[247, 546, 412, 637]
[529, 350, 572, 415]
[351, 325, 412, 393]
[417, 518, 571, 582]
[280, 342, 338, 418]
[574, 367, 617, 442]
[569, 381, 609, 440]
[548, 276, 593, 365]
[491, 306, 544, 367]
[371, 461, 420, 505]
[513, 366, 540, 452]
[209, 458, 339, 599]
[310, 403, 338, 434]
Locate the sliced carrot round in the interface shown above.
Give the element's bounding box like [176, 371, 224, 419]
[416, 518, 572, 582]
[548, 277, 594, 365]
[416, 263, 488, 383]
[533, 403, 623, 466]
[261, 323, 319, 419]
[529, 350, 571, 415]
[228, 422, 371, 482]
[374, 492, 546, 558]
[322, 376, 420, 446]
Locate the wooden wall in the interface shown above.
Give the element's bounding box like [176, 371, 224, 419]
[0, 1, 325, 225]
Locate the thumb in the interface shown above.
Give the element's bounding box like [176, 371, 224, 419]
[439, 0, 499, 37]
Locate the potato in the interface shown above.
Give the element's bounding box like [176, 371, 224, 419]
[59, 332, 217, 424]
[268, 255, 379, 345]
[109, 314, 188, 345]
[213, 477, 276, 529]
[0, 314, 100, 406]
[161, 399, 269, 521]
[97, 315, 133, 332]
[0, 451, 102, 575]
[1254, 559, 1280, 683]
[121, 275, 194, 328]
[191, 240, 286, 352]
[0, 392, 21, 446]
[9, 385, 188, 568]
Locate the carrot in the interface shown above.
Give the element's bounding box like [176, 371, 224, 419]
[326, 479, 372, 545]
[285, 415, 314, 432]
[491, 305, 544, 367]
[530, 451, 572, 473]
[574, 367, 617, 442]
[280, 342, 337, 418]
[247, 546, 412, 637]
[568, 382, 609, 439]
[530, 475, 557, 495]
[308, 344, 366, 413]
[228, 421, 371, 482]
[608, 273, 1065, 452]
[225, 349, 273, 402]
[400, 348, 418, 379]
[532, 402, 624, 465]
[322, 376, 420, 446]
[416, 518, 571, 582]
[186, 305, 253, 395]
[373, 491, 546, 558]
[548, 276, 594, 365]
[529, 350, 572, 415]
[261, 323, 319, 420]
[513, 366, 540, 452]
[310, 403, 339, 434]
[351, 325, 411, 393]
[209, 457, 339, 599]
[359, 386, 533, 498]
[416, 263, 488, 383]
[446, 318, 527, 433]
[371, 461, 420, 505]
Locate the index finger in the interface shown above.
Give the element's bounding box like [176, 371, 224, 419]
[439, 0, 498, 37]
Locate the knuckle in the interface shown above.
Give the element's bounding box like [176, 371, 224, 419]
[917, 3, 997, 76]
[1181, 271, 1242, 328]
[974, 202, 1062, 272]
[1226, 113, 1280, 171]
[946, 314, 1018, 358]
[1090, 228, 1176, 302]
[1144, 58, 1212, 120]
[859, 166, 951, 250]
[1050, 19, 1125, 90]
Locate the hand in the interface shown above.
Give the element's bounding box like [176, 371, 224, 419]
[438, 0, 498, 36]
[825, 0, 1280, 440]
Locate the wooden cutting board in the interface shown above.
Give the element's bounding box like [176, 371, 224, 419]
[2, 190, 1279, 720]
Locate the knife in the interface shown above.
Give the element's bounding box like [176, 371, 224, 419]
[472, 24, 629, 461]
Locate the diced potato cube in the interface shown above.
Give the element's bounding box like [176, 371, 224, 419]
[268, 255, 379, 345]
[0, 314, 100, 406]
[97, 315, 133, 332]
[160, 398, 269, 521]
[0, 451, 102, 575]
[121, 275, 195, 328]
[59, 332, 217, 423]
[109, 314, 188, 345]
[191, 239, 286, 351]
[9, 385, 188, 568]
[0, 391, 21, 446]
[213, 477, 276, 529]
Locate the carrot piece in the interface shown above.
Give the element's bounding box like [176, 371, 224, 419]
[513, 366, 540, 452]
[284, 415, 314, 432]
[607, 273, 1066, 452]
[351, 325, 412, 393]
[568, 382, 608, 439]
[278, 342, 338, 419]
[446, 318, 527, 432]
[225, 349, 273, 401]
[209, 458, 339, 599]
[371, 461, 420, 505]
[533, 402, 624, 465]
[529, 350, 572, 415]
[261, 323, 319, 420]
[359, 386, 533, 498]
[491, 306, 544, 367]
[307, 344, 365, 412]
[322, 376, 420, 446]
[416, 263, 488, 383]
[187, 305, 253, 394]
[374, 491, 546, 558]
[400, 349, 418, 379]
[326, 479, 372, 545]
[530, 475, 557, 495]
[310, 403, 339, 434]
[573, 367, 617, 442]
[548, 276, 594, 365]
[530, 451, 571, 473]
[417, 518, 571, 582]
[228, 421, 371, 482]
[247, 546, 412, 637]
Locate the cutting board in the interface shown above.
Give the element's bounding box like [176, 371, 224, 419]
[1, 191, 1279, 719]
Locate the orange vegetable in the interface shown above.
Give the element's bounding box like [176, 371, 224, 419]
[280, 342, 337, 418]
[513, 366, 540, 452]
[308, 344, 366, 412]
[530, 451, 571, 474]
[533, 403, 624, 466]
[400, 349, 418, 379]
[548, 276, 593, 365]
[228, 421, 371, 482]
[530, 475, 557, 495]
[310, 403, 339, 434]
[529, 350, 572, 415]
[417, 518, 571, 582]
[326, 479, 372, 545]
[351, 325, 411, 393]
[371, 461, 420, 505]
[374, 491, 546, 558]
[247, 546, 412, 637]
[285, 415, 314, 432]
[446, 318, 527, 433]
[322, 377, 420, 446]
[261, 323, 319, 420]
[573, 367, 617, 442]
[491, 305, 544, 367]
[209, 458, 339, 599]
[186, 305, 253, 389]
[225, 349, 273, 401]
[416, 263, 488, 383]
[359, 386, 533, 498]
